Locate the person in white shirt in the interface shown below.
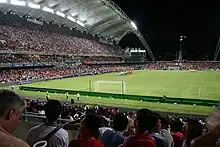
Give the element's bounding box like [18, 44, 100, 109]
[77, 93, 80, 101]
[26, 100, 69, 147]
[65, 92, 69, 102]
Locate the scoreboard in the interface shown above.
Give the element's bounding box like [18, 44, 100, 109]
[124, 48, 146, 62]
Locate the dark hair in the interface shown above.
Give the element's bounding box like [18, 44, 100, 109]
[112, 113, 128, 132]
[170, 119, 184, 132]
[161, 117, 170, 129]
[44, 100, 62, 121]
[185, 119, 203, 146]
[146, 111, 161, 131]
[0, 89, 25, 116]
[100, 116, 108, 127]
[84, 114, 102, 139]
[85, 109, 95, 114]
[136, 108, 152, 132]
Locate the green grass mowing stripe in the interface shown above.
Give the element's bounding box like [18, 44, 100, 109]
[2, 70, 219, 115]
[24, 70, 220, 100]
[16, 90, 214, 116]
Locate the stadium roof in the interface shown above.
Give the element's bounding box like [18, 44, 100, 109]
[0, 0, 155, 61]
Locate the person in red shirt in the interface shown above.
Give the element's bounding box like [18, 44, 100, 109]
[170, 119, 184, 147]
[68, 113, 103, 147]
[123, 109, 156, 147]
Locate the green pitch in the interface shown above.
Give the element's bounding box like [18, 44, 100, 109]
[16, 70, 220, 115]
[26, 70, 220, 100]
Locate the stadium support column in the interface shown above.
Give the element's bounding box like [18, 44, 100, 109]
[214, 36, 220, 61]
[135, 31, 155, 62]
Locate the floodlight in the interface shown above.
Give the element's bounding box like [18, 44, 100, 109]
[0, 0, 7, 3]
[42, 6, 54, 13]
[67, 15, 76, 22]
[56, 11, 65, 17]
[28, 2, 40, 9]
[131, 21, 137, 30]
[11, 0, 25, 6]
[77, 20, 85, 27]
[71, 13, 77, 17]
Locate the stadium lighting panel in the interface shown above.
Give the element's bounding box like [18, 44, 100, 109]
[71, 13, 77, 17]
[56, 11, 65, 17]
[42, 6, 54, 14]
[10, 0, 26, 6]
[67, 15, 76, 22]
[0, 0, 7, 3]
[28, 2, 40, 9]
[76, 20, 85, 27]
[131, 21, 137, 30]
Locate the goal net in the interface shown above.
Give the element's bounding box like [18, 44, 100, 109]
[93, 80, 126, 94]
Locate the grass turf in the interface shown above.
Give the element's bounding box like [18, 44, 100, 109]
[16, 90, 214, 115]
[25, 70, 220, 100]
[14, 70, 220, 115]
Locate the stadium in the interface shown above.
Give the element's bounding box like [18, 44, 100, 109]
[0, 0, 220, 146]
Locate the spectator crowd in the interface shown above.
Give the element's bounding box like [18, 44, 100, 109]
[1, 89, 220, 147]
[144, 61, 220, 70]
[1, 61, 220, 84]
[0, 54, 63, 63]
[1, 53, 220, 70]
[0, 14, 123, 57]
[0, 65, 140, 84]
[0, 53, 123, 64]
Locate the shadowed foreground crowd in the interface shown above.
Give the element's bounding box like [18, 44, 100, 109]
[0, 90, 220, 147]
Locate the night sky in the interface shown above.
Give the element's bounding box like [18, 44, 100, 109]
[113, 0, 220, 60]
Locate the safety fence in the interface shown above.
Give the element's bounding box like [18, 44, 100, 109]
[19, 86, 220, 107]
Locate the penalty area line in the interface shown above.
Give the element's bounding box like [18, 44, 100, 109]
[198, 85, 202, 98]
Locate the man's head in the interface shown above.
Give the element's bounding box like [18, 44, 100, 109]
[161, 116, 170, 130]
[0, 89, 25, 133]
[147, 112, 162, 133]
[44, 100, 62, 122]
[79, 114, 102, 139]
[112, 113, 128, 132]
[185, 119, 203, 146]
[170, 119, 184, 133]
[135, 108, 152, 133]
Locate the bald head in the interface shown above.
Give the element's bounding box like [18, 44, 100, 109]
[0, 89, 25, 116]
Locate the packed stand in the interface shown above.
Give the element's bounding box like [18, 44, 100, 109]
[0, 14, 123, 56]
[0, 54, 62, 63]
[144, 61, 220, 70]
[0, 64, 140, 84]
[181, 61, 220, 70]
[0, 54, 124, 64]
[0, 67, 73, 84]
